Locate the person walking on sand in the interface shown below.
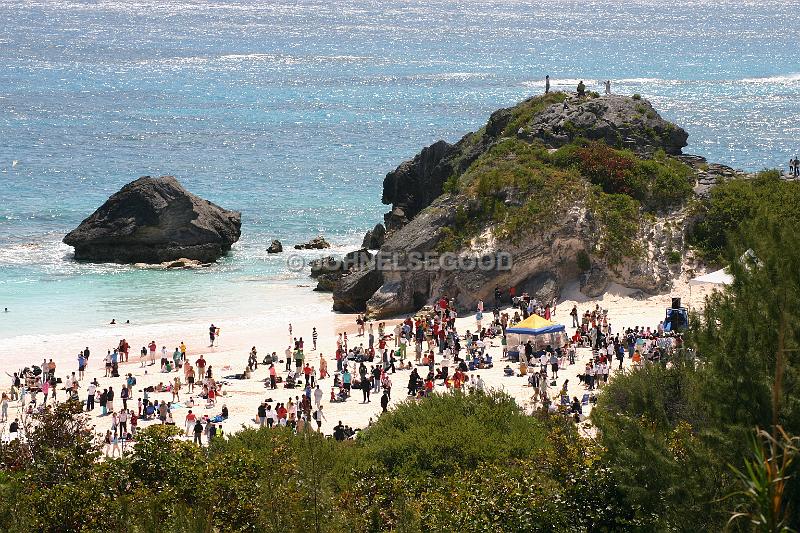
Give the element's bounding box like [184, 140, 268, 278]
[0, 393, 8, 423]
[185, 363, 195, 393]
[312, 327, 318, 351]
[195, 355, 206, 380]
[381, 389, 389, 413]
[185, 409, 197, 435]
[77, 352, 86, 380]
[193, 419, 204, 445]
[361, 376, 371, 403]
[86, 381, 96, 411]
[209, 324, 216, 347]
[319, 355, 328, 380]
[312, 406, 326, 431]
[313, 384, 323, 409]
[148, 340, 156, 365]
[172, 377, 181, 402]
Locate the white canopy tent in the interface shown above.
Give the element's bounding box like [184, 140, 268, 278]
[689, 268, 733, 286]
[688, 267, 733, 312]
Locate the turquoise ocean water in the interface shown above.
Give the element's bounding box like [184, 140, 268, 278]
[1, 0, 799, 338]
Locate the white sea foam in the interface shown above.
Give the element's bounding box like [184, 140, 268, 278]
[741, 73, 800, 84]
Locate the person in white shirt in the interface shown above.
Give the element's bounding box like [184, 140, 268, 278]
[86, 382, 96, 411]
[313, 385, 323, 409]
[441, 353, 451, 380]
[118, 409, 129, 434]
[393, 324, 402, 346]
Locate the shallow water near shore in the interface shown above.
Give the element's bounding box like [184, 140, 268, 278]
[1, 0, 799, 341]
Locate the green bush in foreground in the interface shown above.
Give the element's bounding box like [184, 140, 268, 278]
[0, 390, 643, 532]
[357, 390, 548, 478]
[688, 170, 800, 263]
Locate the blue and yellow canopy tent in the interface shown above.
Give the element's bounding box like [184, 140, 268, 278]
[506, 314, 568, 355]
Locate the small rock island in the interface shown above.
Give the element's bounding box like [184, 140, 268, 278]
[63, 175, 241, 264]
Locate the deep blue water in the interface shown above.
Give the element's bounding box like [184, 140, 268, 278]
[1, 0, 799, 337]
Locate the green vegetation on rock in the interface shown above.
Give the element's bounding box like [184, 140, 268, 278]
[439, 133, 693, 265]
[501, 91, 568, 137]
[551, 142, 694, 211]
[588, 191, 642, 265]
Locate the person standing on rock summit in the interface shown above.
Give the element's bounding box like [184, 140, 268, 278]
[545, 75, 550, 94]
[577, 80, 586, 97]
[605, 80, 611, 95]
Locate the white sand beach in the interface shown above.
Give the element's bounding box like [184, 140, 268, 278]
[0, 277, 717, 441]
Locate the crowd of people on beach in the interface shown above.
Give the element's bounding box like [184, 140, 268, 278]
[1, 283, 685, 452]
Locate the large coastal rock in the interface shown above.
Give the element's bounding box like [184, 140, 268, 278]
[345, 199, 682, 319]
[310, 249, 374, 292]
[377, 93, 689, 237]
[381, 140, 453, 230]
[332, 267, 383, 312]
[336, 93, 700, 319]
[63, 176, 241, 264]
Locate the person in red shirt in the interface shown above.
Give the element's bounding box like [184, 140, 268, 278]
[335, 347, 343, 372]
[196, 356, 207, 378]
[184, 409, 197, 436]
[303, 363, 312, 386]
[269, 364, 277, 389]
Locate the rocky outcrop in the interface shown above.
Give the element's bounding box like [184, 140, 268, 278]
[518, 94, 688, 154]
[375, 93, 688, 240]
[267, 239, 283, 253]
[361, 223, 386, 249]
[63, 176, 241, 264]
[309, 256, 338, 278]
[348, 198, 682, 319]
[675, 154, 747, 198]
[381, 140, 454, 230]
[133, 258, 209, 270]
[335, 93, 704, 319]
[294, 236, 330, 250]
[332, 267, 383, 312]
[310, 249, 373, 292]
